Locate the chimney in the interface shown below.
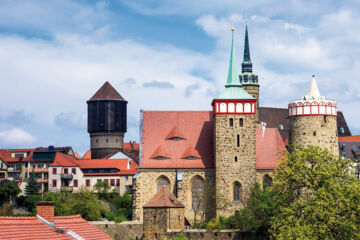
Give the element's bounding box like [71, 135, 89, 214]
[37, 201, 55, 223]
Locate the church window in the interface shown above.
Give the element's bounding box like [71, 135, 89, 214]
[263, 175, 273, 187]
[233, 181, 241, 202]
[229, 118, 233, 127]
[235, 156, 238, 162]
[237, 135, 240, 147]
[191, 176, 204, 210]
[157, 176, 170, 191]
[239, 118, 243, 127]
[313, 131, 316, 136]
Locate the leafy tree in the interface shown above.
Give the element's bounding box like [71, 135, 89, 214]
[270, 146, 360, 240]
[24, 172, 40, 196]
[94, 181, 111, 199]
[0, 180, 21, 205]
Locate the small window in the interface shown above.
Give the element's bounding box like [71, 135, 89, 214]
[239, 118, 244, 127]
[64, 168, 68, 174]
[110, 179, 115, 186]
[229, 118, 233, 127]
[235, 156, 238, 162]
[183, 156, 200, 160]
[313, 131, 316, 136]
[25, 163, 28, 168]
[342, 144, 346, 153]
[263, 175, 273, 187]
[53, 179, 57, 187]
[106, 138, 108, 143]
[52, 168, 57, 174]
[97, 179, 101, 183]
[116, 179, 120, 186]
[125, 176, 129, 181]
[86, 179, 90, 187]
[279, 124, 284, 130]
[237, 134, 240, 147]
[96, 139, 98, 143]
[340, 127, 345, 134]
[74, 179, 78, 187]
[233, 182, 241, 201]
[72, 168, 76, 175]
[324, 115, 327, 123]
[153, 156, 169, 160]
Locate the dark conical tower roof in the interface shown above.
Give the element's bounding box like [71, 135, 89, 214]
[241, 23, 253, 73]
[90, 81, 125, 100]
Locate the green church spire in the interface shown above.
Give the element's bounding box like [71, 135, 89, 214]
[215, 27, 254, 100]
[242, 22, 253, 73]
[226, 27, 241, 87]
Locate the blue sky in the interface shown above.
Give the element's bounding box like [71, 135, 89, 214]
[1, 0, 360, 155]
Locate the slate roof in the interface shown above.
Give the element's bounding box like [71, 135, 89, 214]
[143, 186, 185, 208]
[0, 215, 112, 240]
[140, 111, 214, 169]
[89, 81, 125, 100]
[259, 107, 352, 141]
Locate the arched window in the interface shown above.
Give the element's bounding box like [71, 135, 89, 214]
[220, 103, 227, 113]
[233, 181, 241, 202]
[263, 175, 273, 188]
[228, 103, 235, 113]
[191, 176, 204, 210]
[156, 176, 170, 191]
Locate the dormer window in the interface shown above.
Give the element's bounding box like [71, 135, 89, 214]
[168, 137, 185, 141]
[183, 156, 200, 160]
[152, 156, 170, 160]
[166, 126, 186, 141]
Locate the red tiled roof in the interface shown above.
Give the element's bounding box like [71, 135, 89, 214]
[82, 150, 91, 159]
[0, 215, 112, 240]
[0, 149, 35, 163]
[144, 186, 185, 208]
[50, 153, 78, 167]
[339, 135, 360, 142]
[140, 111, 214, 169]
[74, 152, 81, 159]
[54, 215, 112, 240]
[166, 126, 186, 140]
[75, 158, 138, 175]
[123, 141, 140, 151]
[89, 81, 125, 100]
[256, 128, 286, 170]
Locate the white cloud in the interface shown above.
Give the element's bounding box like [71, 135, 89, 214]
[0, 128, 36, 145]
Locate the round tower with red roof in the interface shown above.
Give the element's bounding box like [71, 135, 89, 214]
[87, 81, 127, 159]
[212, 26, 257, 217]
[288, 76, 338, 155]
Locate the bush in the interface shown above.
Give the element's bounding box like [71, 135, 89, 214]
[172, 234, 189, 240]
[206, 216, 229, 230]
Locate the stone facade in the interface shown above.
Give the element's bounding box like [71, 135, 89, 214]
[90, 132, 124, 159]
[289, 115, 338, 156]
[214, 114, 256, 217]
[242, 85, 259, 122]
[132, 169, 216, 223]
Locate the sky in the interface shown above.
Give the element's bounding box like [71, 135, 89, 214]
[1, 0, 360, 155]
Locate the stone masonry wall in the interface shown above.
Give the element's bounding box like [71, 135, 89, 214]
[242, 85, 259, 122]
[215, 114, 257, 217]
[289, 115, 338, 156]
[133, 169, 216, 223]
[91, 221, 143, 240]
[143, 208, 168, 240]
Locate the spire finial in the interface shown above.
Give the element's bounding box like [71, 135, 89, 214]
[241, 18, 252, 73]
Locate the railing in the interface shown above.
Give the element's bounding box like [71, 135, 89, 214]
[7, 167, 22, 172]
[60, 186, 73, 192]
[60, 174, 73, 180]
[30, 168, 49, 173]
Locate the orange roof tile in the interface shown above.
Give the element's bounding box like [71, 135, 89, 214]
[54, 215, 112, 240]
[50, 153, 78, 167]
[0, 148, 35, 163]
[140, 111, 214, 169]
[144, 186, 185, 208]
[82, 150, 92, 159]
[89, 81, 125, 100]
[339, 135, 360, 142]
[166, 126, 186, 140]
[256, 128, 286, 170]
[75, 158, 138, 175]
[150, 145, 170, 159]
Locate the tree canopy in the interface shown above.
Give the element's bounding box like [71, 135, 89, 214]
[271, 145, 360, 239]
[0, 180, 21, 205]
[24, 172, 40, 196]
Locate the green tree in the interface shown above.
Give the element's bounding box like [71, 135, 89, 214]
[94, 181, 111, 199]
[24, 172, 40, 196]
[0, 180, 21, 205]
[270, 146, 360, 240]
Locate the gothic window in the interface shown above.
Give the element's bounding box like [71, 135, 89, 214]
[191, 176, 204, 210]
[239, 118, 243, 127]
[156, 176, 170, 191]
[229, 118, 233, 127]
[233, 181, 241, 201]
[263, 175, 273, 187]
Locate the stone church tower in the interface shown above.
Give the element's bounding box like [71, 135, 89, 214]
[239, 23, 260, 122]
[212, 27, 257, 217]
[87, 82, 127, 159]
[288, 76, 338, 156]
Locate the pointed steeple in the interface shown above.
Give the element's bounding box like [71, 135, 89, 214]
[302, 75, 324, 100]
[242, 22, 253, 73]
[226, 27, 241, 87]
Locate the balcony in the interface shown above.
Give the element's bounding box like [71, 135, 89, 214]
[60, 174, 73, 180]
[37, 178, 48, 183]
[7, 167, 22, 172]
[60, 186, 73, 192]
[30, 168, 49, 173]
